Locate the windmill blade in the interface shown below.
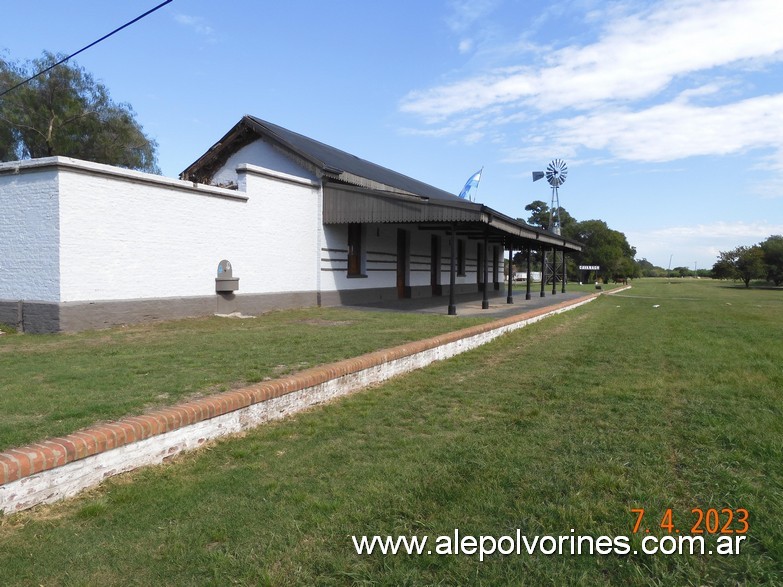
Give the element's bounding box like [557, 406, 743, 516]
[545, 159, 567, 187]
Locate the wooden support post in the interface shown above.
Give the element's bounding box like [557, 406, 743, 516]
[506, 245, 514, 304]
[482, 233, 489, 309]
[448, 224, 457, 315]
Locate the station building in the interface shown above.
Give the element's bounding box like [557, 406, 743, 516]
[0, 115, 581, 333]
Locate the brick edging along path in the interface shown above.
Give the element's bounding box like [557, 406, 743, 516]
[0, 287, 630, 513]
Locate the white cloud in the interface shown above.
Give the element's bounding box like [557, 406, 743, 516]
[530, 92, 783, 163]
[401, 0, 783, 170]
[174, 14, 215, 40]
[643, 222, 783, 240]
[627, 221, 783, 266]
[446, 0, 501, 54]
[401, 0, 783, 118]
[446, 0, 500, 33]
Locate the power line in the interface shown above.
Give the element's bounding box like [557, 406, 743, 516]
[0, 0, 173, 98]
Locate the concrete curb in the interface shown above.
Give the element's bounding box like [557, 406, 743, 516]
[0, 287, 629, 513]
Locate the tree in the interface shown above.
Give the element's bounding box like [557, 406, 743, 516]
[0, 52, 159, 172]
[735, 246, 766, 287]
[711, 254, 736, 280]
[760, 235, 783, 286]
[713, 246, 766, 287]
[569, 219, 637, 282]
[524, 200, 575, 232]
[673, 266, 692, 278]
[638, 258, 667, 277]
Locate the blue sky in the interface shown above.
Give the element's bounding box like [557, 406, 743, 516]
[3, 0, 783, 270]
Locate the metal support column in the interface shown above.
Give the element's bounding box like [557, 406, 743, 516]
[506, 245, 514, 304]
[551, 248, 557, 295]
[482, 233, 489, 309]
[525, 246, 532, 300]
[448, 224, 457, 315]
[540, 248, 547, 297]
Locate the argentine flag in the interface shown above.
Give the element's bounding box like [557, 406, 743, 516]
[458, 168, 482, 200]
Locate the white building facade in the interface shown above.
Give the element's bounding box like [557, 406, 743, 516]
[0, 116, 580, 333]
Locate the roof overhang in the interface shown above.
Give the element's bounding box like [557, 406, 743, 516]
[323, 183, 582, 253]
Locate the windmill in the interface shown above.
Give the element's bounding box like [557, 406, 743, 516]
[532, 158, 567, 235]
[532, 159, 568, 290]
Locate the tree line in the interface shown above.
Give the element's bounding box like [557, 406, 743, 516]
[518, 201, 783, 289]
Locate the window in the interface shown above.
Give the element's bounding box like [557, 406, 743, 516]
[347, 224, 364, 277]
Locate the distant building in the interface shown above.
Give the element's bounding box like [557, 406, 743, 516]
[514, 271, 543, 282]
[0, 116, 581, 333]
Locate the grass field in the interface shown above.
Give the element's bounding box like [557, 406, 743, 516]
[0, 307, 492, 451]
[1, 279, 781, 585]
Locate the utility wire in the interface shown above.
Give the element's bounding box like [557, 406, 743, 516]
[0, 0, 173, 98]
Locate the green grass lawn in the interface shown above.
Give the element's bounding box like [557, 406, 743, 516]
[0, 307, 491, 451]
[1, 279, 781, 585]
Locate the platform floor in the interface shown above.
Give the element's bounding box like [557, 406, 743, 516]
[344, 287, 592, 318]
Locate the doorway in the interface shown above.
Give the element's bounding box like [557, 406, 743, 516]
[430, 234, 441, 295]
[397, 229, 409, 298]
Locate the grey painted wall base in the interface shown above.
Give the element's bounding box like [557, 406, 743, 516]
[0, 301, 22, 330]
[0, 300, 61, 334]
[1, 291, 318, 333]
[1, 285, 504, 334]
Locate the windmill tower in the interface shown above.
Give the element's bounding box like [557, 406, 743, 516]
[533, 158, 567, 234]
[532, 159, 568, 290]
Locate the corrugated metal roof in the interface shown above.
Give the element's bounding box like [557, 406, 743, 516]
[180, 116, 582, 252]
[323, 185, 482, 224]
[243, 116, 472, 205]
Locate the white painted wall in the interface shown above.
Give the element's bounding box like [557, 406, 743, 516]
[0, 163, 60, 302]
[56, 161, 320, 302]
[0, 157, 320, 304]
[318, 223, 482, 293]
[235, 164, 320, 294]
[58, 168, 244, 301]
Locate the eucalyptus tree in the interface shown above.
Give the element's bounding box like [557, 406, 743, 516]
[0, 52, 159, 172]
